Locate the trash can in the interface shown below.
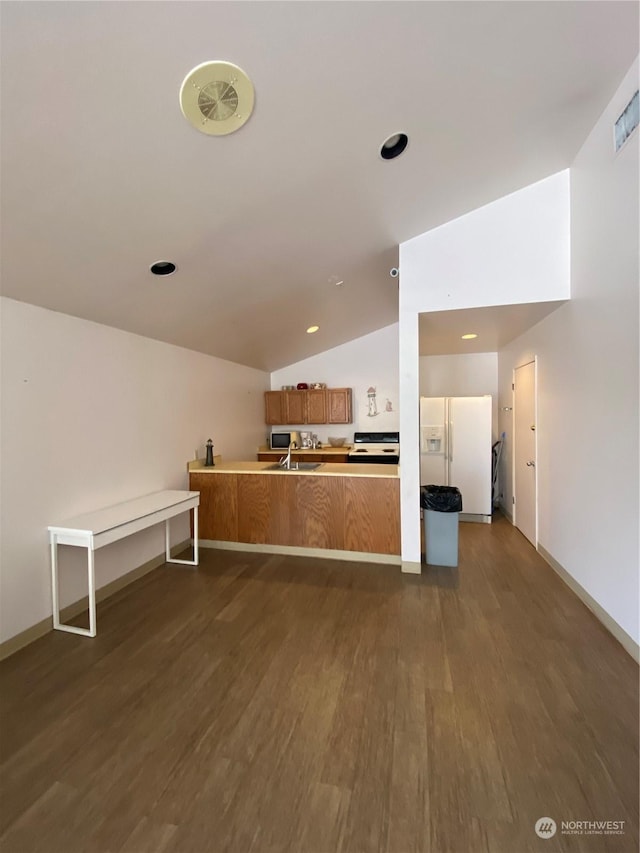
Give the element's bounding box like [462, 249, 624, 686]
[421, 485, 463, 567]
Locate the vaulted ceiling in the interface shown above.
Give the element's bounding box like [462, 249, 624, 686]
[1, 1, 637, 370]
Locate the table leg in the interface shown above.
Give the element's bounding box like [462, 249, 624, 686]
[194, 506, 199, 565]
[165, 507, 199, 566]
[88, 547, 96, 637]
[165, 517, 171, 562]
[51, 539, 96, 637]
[51, 534, 61, 630]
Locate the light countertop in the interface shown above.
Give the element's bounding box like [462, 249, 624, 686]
[188, 459, 398, 479]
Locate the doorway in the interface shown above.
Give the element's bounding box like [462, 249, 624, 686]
[513, 358, 537, 547]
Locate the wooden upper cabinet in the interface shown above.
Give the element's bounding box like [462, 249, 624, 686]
[265, 391, 285, 425]
[306, 389, 327, 424]
[284, 390, 307, 424]
[264, 387, 352, 424]
[327, 388, 353, 424]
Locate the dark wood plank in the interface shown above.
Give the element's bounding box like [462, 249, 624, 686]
[0, 515, 637, 853]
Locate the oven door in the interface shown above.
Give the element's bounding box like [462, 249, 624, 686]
[348, 453, 399, 464]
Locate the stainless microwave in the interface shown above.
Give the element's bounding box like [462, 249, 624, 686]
[270, 431, 300, 450]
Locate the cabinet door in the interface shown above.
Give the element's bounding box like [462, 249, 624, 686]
[284, 391, 307, 424]
[327, 388, 353, 424]
[189, 472, 238, 541]
[306, 389, 327, 424]
[265, 391, 284, 425]
[323, 453, 348, 463]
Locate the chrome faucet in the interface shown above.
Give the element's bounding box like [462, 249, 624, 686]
[279, 441, 296, 469]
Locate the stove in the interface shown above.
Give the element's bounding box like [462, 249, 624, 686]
[348, 431, 399, 464]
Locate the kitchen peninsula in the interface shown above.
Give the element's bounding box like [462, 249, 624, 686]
[188, 459, 400, 562]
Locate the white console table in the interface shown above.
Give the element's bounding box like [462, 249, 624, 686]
[48, 490, 200, 638]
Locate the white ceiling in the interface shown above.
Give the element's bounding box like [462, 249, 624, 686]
[419, 301, 566, 356]
[1, 2, 637, 371]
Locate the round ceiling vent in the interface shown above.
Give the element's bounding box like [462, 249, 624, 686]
[179, 61, 255, 136]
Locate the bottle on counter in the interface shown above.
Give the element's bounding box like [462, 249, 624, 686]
[205, 438, 215, 467]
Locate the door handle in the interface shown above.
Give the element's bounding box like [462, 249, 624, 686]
[526, 461, 535, 467]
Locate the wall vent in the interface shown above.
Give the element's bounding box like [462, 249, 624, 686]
[614, 89, 638, 153]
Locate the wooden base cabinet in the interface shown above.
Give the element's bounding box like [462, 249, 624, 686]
[190, 472, 399, 555]
[190, 473, 238, 543]
[264, 387, 352, 425]
[256, 452, 350, 463]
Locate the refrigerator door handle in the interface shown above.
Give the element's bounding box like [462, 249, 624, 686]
[449, 419, 453, 463]
[444, 399, 450, 485]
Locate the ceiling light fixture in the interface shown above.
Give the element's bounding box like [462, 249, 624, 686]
[179, 61, 255, 136]
[306, 325, 319, 334]
[461, 333, 478, 340]
[380, 132, 408, 160]
[150, 261, 177, 276]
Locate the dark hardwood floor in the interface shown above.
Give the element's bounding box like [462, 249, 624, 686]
[0, 515, 637, 853]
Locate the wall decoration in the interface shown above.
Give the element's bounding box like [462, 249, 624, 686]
[364, 386, 395, 417]
[367, 386, 378, 417]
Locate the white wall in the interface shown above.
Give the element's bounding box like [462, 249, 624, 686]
[419, 352, 499, 440]
[499, 59, 639, 646]
[0, 298, 269, 642]
[270, 324, 399, 443]
[401, 171, 571, 314]
[399, 171, 571, 568]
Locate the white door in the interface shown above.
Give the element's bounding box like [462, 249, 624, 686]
[448, 396, 492, 516]
[513, 360, 537, 546]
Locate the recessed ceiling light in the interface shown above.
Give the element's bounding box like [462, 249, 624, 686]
[380, 132, 408, 160]
[334, 280, 344, 287]
[306, 325, 319, 334]
[150, 261, 177, 276]
[461, 333, 478, 340]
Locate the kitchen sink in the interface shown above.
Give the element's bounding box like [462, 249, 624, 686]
[265, 462, 323, 471]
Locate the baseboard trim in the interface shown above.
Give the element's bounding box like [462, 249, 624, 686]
[0, 539, 192, 661]
[401, 560, 422, 575]
[459, 513, 492, 524]
[498, 502, 513, 523]
[538, 543, 639, 663]
[199, 539, 401, 566]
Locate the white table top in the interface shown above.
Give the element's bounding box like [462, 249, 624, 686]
[48, 490, 199, 536]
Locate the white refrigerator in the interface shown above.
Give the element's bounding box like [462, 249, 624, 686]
[420, 396, 492, 521]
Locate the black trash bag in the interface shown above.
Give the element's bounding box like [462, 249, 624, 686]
[420, 485, 463, 513]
